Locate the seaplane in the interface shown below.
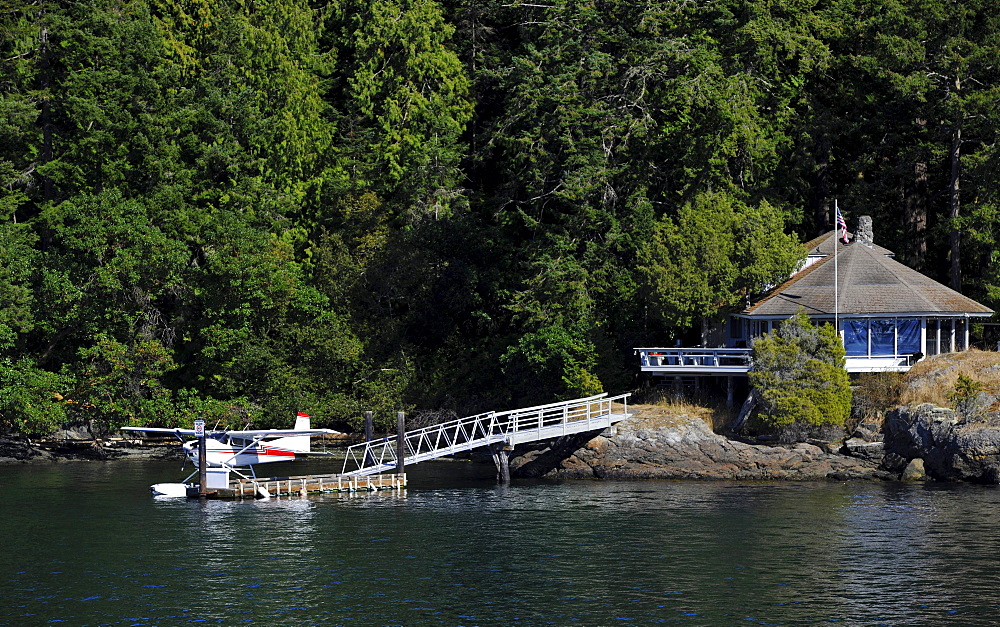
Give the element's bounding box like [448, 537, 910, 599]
[121, 412, 341, 497]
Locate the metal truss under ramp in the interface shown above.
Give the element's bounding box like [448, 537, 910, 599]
[341, 393, 632, 477]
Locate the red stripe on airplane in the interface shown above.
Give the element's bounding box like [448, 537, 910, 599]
[202, 448, 297, 457]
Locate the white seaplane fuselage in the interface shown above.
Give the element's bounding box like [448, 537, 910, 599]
[181, 432, 313, 468]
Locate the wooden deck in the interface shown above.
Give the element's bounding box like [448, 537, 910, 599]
[193, 472, 407, 499]
[635, 348, 751, 375]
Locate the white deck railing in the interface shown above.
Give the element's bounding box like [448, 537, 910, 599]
[636, 348, 752, 374]
[636, 347, 923, 374]
[341, 393, 631, 476]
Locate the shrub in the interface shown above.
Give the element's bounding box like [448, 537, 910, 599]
[0, 358, 69, 436]
[749, 311, 852, 428]
[947, 373, 992, 421]
[852, 371, 905, 422]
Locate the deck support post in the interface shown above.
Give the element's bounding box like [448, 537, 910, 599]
[491, 443, 511, 484]
[727, 376, 734, 407]
[197, 427, 207, 497]
[364, 411, 375, 468]
[396, 411, 406, 474]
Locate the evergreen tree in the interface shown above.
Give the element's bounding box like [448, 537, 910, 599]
[749, 311, 851, 427]
[640, 192, 803, 341]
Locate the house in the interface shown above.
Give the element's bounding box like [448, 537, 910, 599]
[636, 216, 993, 388]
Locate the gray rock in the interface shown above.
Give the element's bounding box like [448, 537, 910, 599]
[842, 438, 885, 462]
[511, 411, 883, 481]
[901, 458, 926, 481]
[885, 404, 1000, 483]
[0, 437, 55, 463]
[852, 424, 884, 442]
[51, 425, 95, 441]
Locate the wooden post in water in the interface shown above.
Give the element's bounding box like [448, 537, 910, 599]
[491, 443, 511, 484]
[196, 418, 207, 497]
[396, 411, 405, 474]
[364, 411, 374, 468]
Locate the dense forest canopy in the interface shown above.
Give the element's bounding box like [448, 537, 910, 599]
[1, 0, 998, 434]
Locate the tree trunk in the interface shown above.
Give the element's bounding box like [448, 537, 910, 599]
[40, 26, 54, 205]
[948, 118, 962, 291]
[809, 135, 830, 236]
[904, 161, 928, 271]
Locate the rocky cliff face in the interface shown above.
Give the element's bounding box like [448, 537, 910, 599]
[510, 405, 887, 481]
[883, 404, 1000, 483]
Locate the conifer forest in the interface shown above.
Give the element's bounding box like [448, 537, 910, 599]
[2, 0, 998, 434]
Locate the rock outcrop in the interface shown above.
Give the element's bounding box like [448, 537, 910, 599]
[0, 436, 178, 464]
[883, 403, 1000, 483]
[0, 437, 56, 464]
[510, 404, 888, 481]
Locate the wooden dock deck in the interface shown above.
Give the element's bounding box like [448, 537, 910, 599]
[192, 472, 407, 499]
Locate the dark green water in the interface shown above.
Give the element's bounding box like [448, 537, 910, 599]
[4, 458, 1000, 626]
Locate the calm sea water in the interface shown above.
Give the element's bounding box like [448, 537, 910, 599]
[3, 457, 1000, 626]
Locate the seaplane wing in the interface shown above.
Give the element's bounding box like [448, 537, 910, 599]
[223, 428, 340, 438]
[121, 426, 197, 435]
[120, 427, 341, 438]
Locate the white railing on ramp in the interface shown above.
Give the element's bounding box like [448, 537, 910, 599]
[341, 393, 631, 476]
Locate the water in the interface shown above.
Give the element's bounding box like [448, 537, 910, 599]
[4, 458, 1000, 626]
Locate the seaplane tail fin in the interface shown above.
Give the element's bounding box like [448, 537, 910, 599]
[280, 412, 312, 453]
[293, 412, 310, 431]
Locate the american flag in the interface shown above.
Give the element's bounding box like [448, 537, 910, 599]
[836, 207, 848, 244]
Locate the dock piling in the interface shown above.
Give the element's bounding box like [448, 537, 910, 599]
[396, 411, 406, 474]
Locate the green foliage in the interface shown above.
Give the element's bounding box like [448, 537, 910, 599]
[0, 358, 68, 436]
[331, 0, 472, 216]
[947, 373, 989, 421]
[1, 0, 997, 436]
[0, 222, 37, 349]
[641, 192, 804, 332]
[749, 311, 852, 427]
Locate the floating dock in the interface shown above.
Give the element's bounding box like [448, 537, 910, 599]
[190, 472, 407, 499]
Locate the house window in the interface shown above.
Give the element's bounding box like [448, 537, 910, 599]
[871, 319, 896, 355]
[750, 320, 770, 338]
[842, 318, 921, 357]
[844, 320, 869, 356]
[897, 319, 920, 354]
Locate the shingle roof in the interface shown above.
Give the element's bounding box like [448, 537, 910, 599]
[802, 231, 894, 257]
[744, 241, 993, 317]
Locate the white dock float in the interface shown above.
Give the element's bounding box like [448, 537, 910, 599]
[192, 472, 406, 499]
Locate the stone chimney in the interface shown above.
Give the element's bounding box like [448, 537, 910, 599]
[855, 215, 874, 247]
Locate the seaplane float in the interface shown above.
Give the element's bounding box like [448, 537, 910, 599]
[121, 412, 340, 497]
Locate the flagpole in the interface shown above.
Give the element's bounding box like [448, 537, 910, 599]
[834, 199, 839, 333]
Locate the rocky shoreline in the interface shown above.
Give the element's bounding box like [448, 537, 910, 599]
[882, 403, 1000, 483]
[510, 403, 894, 481]
[0, 434, 179, 465]
[509, 402, 1000, 483]
[5, 402, 1000, 484]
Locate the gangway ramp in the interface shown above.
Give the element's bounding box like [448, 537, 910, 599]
[341, 393, 631, 477]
